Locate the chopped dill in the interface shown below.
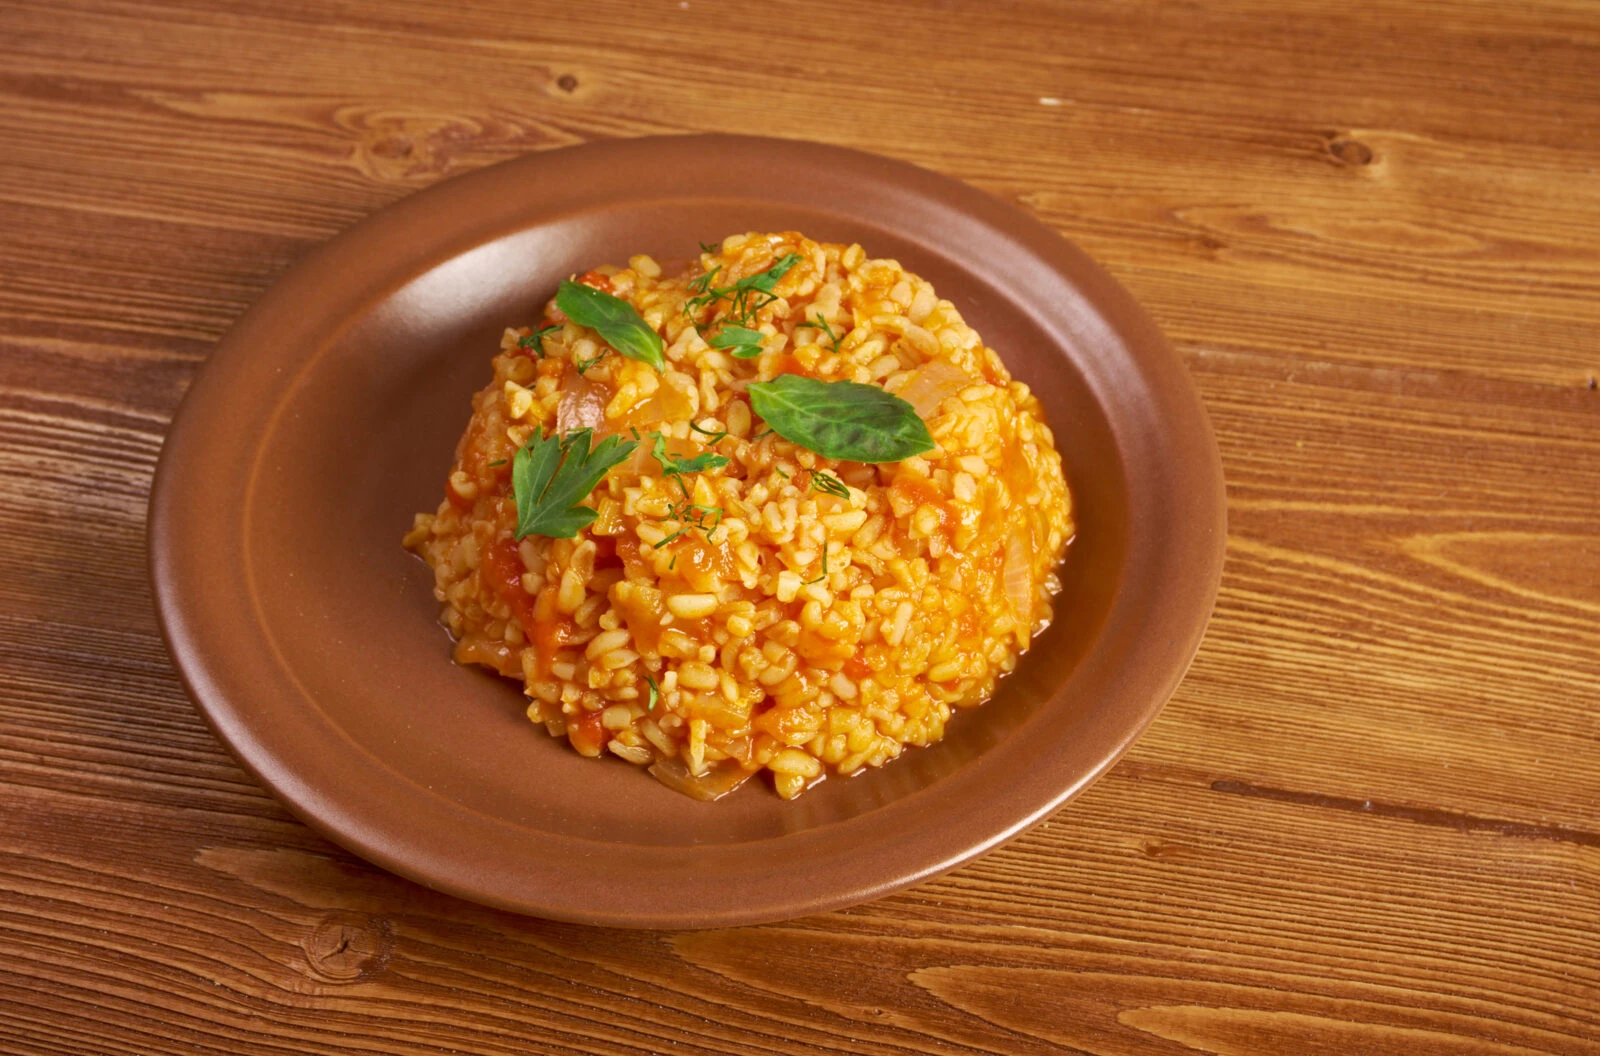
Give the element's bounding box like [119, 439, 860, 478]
[806, 314, 842, 353]
[574, 348, 609, 375]
[809, 470, 850, 499]
[517, 323, 561, 357]
[805, 543, 830, 585]
[689, 420, 729, 445]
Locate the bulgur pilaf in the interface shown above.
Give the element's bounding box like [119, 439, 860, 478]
[404, 232, 1072, 799]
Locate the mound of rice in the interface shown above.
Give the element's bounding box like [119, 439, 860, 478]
[404, 232, 1072, 800]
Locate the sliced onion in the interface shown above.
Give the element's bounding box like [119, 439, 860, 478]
[897, 360, 972, 419]
[649, 756, 756, 802]
[556, 376, 609, 433]
[619, 384, 695, 430]
[1002, 527, 1035, 647]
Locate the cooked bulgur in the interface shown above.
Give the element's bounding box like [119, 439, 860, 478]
[403, 232, 1072, 800]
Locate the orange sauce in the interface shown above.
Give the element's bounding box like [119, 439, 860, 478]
[575, 270, 613, 293]
[890, 477, 957, 545]
[673, 534, 736, 591]
[529, 588, 576, 680]
[767, 354, 809, 378]
[568, 708, 606, 755]
[614, 535, 653, 580]
[843, 656, 874, 682]
[754, 703, 819, 743]
[484, 539, 574, 679]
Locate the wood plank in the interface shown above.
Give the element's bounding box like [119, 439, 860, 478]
[1, 0, 1596, 1051]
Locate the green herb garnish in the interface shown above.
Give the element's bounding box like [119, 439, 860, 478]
[809, 470, 851, 499]
[707, 325, 766, 359]
[517, 324, 561, 358]
[698, 240, 720, 255]
[556, 280, 665, 372]
[741, 252, 802, 295]
[650, 431, 731, 482]
[574, 349, 609, 375]
[689, 421, 729, 444]
[805, 543, 830, 585]
[687, 265, 722, 297]
[653, 502, 724, 548]
[644, 674, 659, 710]
[511, 427, 638, 539]
[747, 376, 934, 463]
[682, 252, 803, 332]
[649, 430, 731, 502]
[805, 315, 842, 353]
[487, 459, 507, 467]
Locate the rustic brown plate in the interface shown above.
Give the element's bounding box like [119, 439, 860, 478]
[149, 135, 1224, 929]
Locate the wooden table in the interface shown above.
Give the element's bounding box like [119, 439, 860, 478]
[3, 1, 1597, 1052]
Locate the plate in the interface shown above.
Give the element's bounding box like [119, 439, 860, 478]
[149, 135, 1225, 928]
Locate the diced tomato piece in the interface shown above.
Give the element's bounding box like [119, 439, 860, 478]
[575, 270, 613, 293]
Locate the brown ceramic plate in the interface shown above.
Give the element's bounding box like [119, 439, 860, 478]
[149, 135, 1224, 928]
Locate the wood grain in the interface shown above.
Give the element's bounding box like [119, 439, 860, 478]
[1, 0, 1597, 1052]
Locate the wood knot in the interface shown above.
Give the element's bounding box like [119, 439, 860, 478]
[1329, 138, 1374, 166]
[342, 107, 490, 182]
[304, 913, 393, 983]
[369, 136, 414, 160]
[557, 74, 579, 93]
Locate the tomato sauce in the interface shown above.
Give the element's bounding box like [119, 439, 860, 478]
[575, 270, 613, 293]
[483, 539, 574, 678]
[891, 477, 957, 544]
[529, 588, 576, 680]
[674, 534, 736, 591]
[754, 703, 819, 743]
[843, 656, 874, 682]
[569, 708, 606, 755]
[767, 354, 810, 378]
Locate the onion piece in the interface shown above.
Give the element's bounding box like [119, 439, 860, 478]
[619, 384, 695, 430]
[1002, 527, 1035, 648]
[897, 360, 972, 420]
[649, 756, 755, 802]
[556, 376, 609, 433]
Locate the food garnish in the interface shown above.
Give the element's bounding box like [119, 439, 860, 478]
[746, 375, 935, 463]
[556, 280, 665, 372]
[511, 427, 638, 540]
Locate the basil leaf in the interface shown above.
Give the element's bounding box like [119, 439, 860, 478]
[555, 281, 665, 372]
[747, 376, 935, 463]
[707, 325, 765, 359]
[513, 427, 638, 539]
